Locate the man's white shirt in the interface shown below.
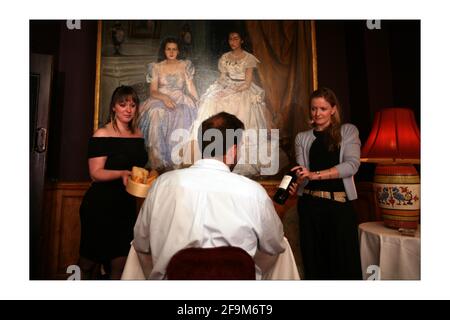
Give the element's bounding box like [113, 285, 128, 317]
[133, 158, 286, 279]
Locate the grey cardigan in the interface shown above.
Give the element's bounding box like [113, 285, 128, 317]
[294, 123, 361, 200]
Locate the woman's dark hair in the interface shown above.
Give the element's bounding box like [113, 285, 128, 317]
[309, 87, 342, 151]
[224, 30, 253, 53]
[157, 37, 184, 62]
[109, 85, 140, 133]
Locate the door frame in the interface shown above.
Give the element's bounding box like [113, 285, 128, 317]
[30, 53, 53, 279]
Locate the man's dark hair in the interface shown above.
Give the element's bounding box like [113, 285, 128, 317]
[198, 112, 245, 158]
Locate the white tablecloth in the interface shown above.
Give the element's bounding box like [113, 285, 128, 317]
[359, 221, 420, 280]
[121, 237, 300, 280]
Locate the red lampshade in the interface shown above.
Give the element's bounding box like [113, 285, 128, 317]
[361, 108, 420, 163]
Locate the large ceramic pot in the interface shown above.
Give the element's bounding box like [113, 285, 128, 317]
[374, 164, 420, 229]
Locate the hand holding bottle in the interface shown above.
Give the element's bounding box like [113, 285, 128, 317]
[287, 166, 303, 196]
[291, 165, 310, 181]
[273, 170, 298, 205]
[288, 181, 298, 196]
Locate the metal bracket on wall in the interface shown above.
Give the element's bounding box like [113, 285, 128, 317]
[35, 127, 47, 153]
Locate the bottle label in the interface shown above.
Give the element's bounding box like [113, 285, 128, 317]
[279, 175, 293, 190]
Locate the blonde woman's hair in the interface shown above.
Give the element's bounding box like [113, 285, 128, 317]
[309, 87, 342, 151]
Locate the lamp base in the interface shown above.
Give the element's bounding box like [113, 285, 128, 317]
[373, 164, 420, 229]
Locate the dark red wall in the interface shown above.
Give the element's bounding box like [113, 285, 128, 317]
[316, 20, 420, 143]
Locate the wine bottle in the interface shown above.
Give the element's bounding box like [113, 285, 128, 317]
[273, 171, 298, 205]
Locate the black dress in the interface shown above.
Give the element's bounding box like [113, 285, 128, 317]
[297, 130, 362, 280]
[79, 137, 148, 263]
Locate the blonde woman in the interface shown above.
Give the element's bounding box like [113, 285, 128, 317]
[290, 87, 362, 280]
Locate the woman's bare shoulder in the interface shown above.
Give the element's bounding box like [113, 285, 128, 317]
[134, 127, 144, 138]
[93, 124, 112, 137]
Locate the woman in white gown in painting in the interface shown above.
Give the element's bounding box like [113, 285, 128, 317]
[188, 31, 270, 176]
[139, 37, 199, 172]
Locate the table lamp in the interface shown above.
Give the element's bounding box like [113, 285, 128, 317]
[360, 108, 420, 229]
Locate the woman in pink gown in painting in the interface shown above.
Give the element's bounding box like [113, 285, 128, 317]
[138, 37, 199, 172]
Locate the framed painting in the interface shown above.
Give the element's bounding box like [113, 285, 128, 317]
[129, 20, 161, 39]
[93, 20, 317, 144]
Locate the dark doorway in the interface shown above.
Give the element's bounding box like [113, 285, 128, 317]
[30, 54, 53, 279]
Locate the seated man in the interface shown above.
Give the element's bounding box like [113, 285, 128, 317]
[133, 111, 286, 279]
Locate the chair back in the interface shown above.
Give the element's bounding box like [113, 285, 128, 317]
[166, 246, 255, 280]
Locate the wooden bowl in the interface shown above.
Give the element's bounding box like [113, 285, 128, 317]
[126, 179, 151, 198]
[126, 174, 158, 198]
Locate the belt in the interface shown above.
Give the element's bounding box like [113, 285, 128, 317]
[303, 189, 347, 203]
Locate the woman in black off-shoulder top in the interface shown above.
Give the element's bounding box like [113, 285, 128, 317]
[79, 86, 147, 279]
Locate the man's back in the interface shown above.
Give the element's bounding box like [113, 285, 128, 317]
[133, 158, 285, 279]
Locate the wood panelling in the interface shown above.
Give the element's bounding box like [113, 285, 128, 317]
[41, 182, 89, 279]
[40, 181, 143, 279]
